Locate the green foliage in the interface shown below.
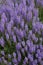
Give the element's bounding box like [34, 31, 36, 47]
[39, 7, 43, 22]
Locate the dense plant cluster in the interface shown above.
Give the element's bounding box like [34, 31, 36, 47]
[0, 0, 43, 65]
